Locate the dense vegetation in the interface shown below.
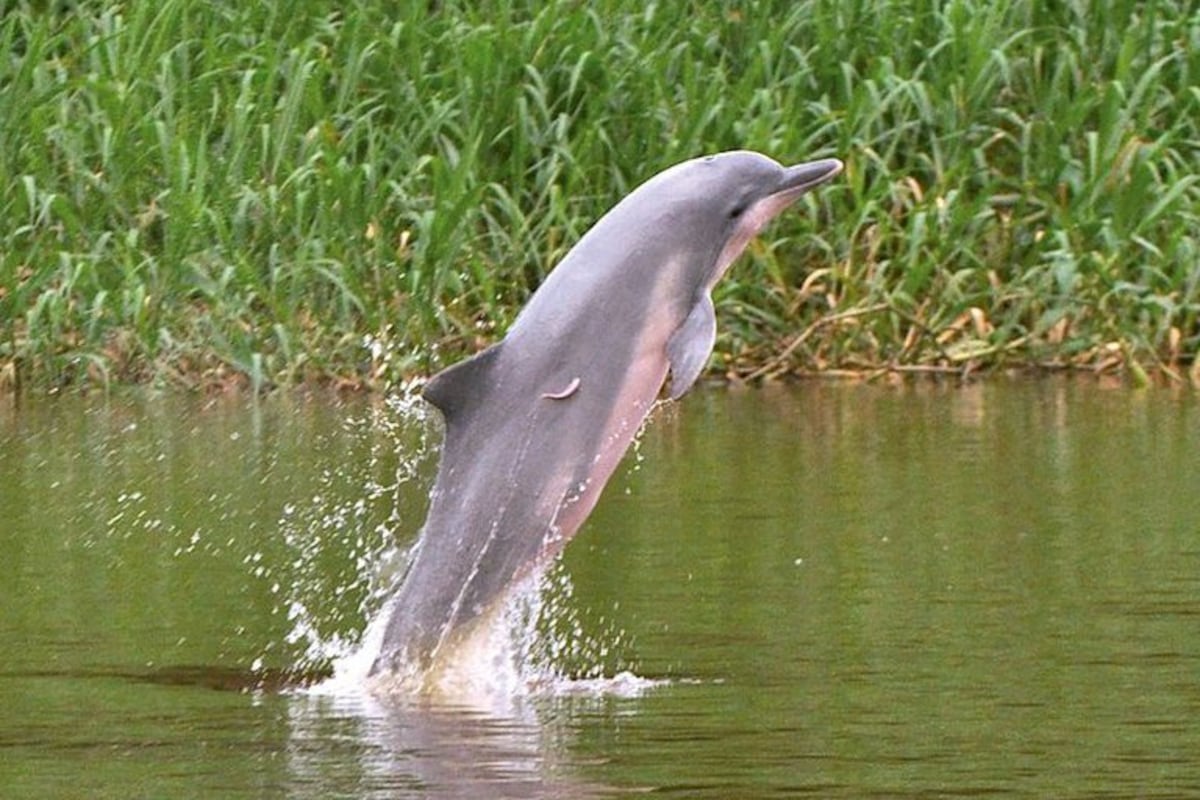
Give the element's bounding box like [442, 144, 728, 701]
[2, 0, 1198, 392]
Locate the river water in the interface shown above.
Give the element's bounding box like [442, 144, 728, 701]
[1, 380, 1197, 797]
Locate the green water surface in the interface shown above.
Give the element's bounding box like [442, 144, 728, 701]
[1, 381, 1197, 798]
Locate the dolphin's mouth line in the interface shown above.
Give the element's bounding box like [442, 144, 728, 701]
[775, 158, 844, 198]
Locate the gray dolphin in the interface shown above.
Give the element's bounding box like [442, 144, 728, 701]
[370, 151, 843, 679]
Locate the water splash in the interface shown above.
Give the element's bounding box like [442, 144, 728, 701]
[270, 385, 438, 673]
[276, 384, 664, 710]
[341, 561, 661, 714]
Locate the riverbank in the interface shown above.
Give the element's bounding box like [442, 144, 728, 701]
[3, 2, 1197, 394]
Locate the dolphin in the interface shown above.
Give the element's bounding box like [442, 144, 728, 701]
[370, 151, 843, 679]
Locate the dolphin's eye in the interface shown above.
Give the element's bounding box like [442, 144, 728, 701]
[728, 203, 747, 220]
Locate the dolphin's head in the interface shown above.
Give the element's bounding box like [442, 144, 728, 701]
[511, 150, 843, 341]
[647, 151, 844, 290]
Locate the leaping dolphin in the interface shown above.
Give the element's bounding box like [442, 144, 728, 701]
[370, 151, 843, 679]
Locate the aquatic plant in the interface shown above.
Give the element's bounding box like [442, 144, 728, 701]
[2, 0, 1197, 391]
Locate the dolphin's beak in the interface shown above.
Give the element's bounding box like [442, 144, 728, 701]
[777, 158, 844, 197]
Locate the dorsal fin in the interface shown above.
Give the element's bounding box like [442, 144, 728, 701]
[422, 343, 503, 422]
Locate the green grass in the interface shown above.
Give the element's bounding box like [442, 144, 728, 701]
[2, 0, 1198, 392]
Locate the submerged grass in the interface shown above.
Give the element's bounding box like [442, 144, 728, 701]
[2, 0, 1198, 392]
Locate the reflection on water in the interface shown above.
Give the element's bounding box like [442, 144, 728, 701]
[1, 380, 1198, 797]
[284, 687, 619, 800]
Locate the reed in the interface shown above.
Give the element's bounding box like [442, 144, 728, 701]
[2, 0, 1197, 392]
